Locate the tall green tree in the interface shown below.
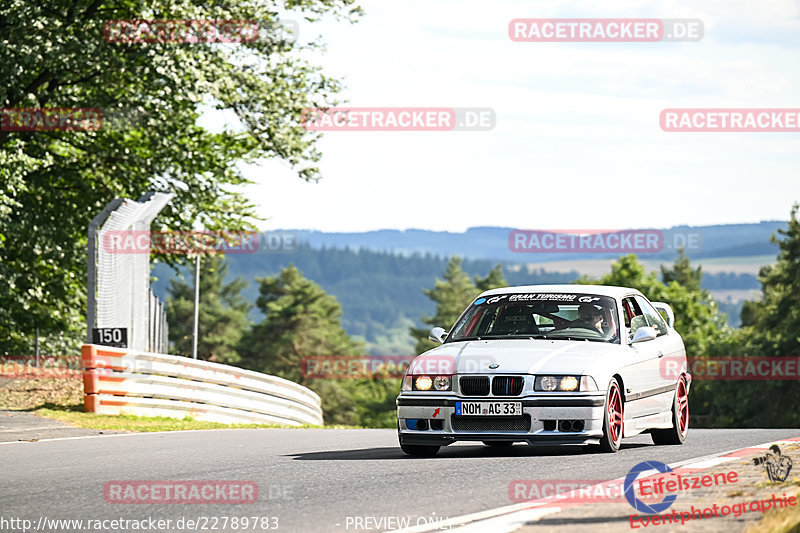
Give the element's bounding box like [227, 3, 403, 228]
[705, 205, 800, 427]
[661, 247, 703, 292]
[660, 250, 729, 356]
[239, 265, 360, 381]
[238, 265, 369, 425]
[0, 0, 360, 354]
[411, 257, 506, 353]
[744, 205, 800, 356]
[474, 264, 506, 292]
[165, 255, 249, 364]
[579, 253, 727, 356]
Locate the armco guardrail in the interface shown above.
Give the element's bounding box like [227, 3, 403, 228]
[82, 344, 323, 426]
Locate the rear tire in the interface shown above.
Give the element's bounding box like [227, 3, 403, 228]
[400, 443, 440, 457]
[651, 376, 689, 445]
[599, 379, 623, 453]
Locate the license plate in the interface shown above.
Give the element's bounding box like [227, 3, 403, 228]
[455, 401, 522, 416]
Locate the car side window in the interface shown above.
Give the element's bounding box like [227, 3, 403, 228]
[635, 295, 669, 336]
[622, 297, 643, 332]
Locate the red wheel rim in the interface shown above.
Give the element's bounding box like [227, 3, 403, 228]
[607, 382, 623, 444]
[677, 378, 689, 436]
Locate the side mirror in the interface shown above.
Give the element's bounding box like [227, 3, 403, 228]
[651, 302, 675, 328]
[631, 326, 657, 344]
[428, 327, 448, 344]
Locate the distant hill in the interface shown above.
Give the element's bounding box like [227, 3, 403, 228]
[151, 221, 781, 353]
[290, 221, 785, 262]
[151, 245, 581, 354]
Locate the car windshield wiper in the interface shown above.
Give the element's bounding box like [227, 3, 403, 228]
[546, 335, 609, 342]
[470, 334, 551, 340]
[457, 333, 605, 341]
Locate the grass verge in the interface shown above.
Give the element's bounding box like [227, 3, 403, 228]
[35, 405, 329, 432]
[1, 376, 361, 431]
[747, 504, 800, 533]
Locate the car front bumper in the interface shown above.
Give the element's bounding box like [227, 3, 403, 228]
[396, 394, 607, 446]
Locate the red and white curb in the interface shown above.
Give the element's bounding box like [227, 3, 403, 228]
[392, 437, 800, 533]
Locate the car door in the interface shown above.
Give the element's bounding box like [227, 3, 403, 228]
[635, 295, 683, 412]
[619, 295, 664, 419]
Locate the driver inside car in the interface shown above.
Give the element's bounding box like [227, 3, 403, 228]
[573, 303, 604, 333]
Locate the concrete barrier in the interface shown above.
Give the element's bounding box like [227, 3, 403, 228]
[82, 344, 323, 426]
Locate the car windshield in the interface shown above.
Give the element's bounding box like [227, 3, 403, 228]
[447, 293, 620, 344]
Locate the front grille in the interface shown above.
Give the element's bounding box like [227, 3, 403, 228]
[460, 376, 489, 396]
[451, 415, 531, 432]
[492, 376, 523, 396]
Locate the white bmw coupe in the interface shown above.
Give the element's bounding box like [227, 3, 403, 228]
[397, 285, 691, 456]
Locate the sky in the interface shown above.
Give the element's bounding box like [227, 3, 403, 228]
[239, 0, 800, 233]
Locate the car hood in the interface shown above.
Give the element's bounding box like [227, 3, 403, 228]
[409, 339, 623, 376]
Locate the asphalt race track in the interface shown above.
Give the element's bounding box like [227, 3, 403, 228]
[2, 428, 798, 532]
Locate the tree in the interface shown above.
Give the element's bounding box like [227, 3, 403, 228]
[0, 0, 360, 354]
[578, 254, 665, 300]
[475, 264, 507, 292]
[579, 253, 727, 356]
[238, 265, 369, 425]
[661, 247, 702, 292]
[705, 205, 800, 427]
[165, 255, 249, 364]
[744, 205, 800, 356]
[410, 257, 506, 353]
[659, 250, 729, 357]
[239, 265, 360, 380]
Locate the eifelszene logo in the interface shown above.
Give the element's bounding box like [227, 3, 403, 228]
[624, 461, 677, 514]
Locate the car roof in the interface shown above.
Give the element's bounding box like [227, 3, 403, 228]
[478, 284, 641, 299]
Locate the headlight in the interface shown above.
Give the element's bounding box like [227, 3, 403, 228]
[433, 376, 451, 391]
[560, 376, 578, 391]
[540, 376, 558, 391]
[415, 376, 433, 391]
[535, 375, 590, 391]
[407, 375, 452, 391]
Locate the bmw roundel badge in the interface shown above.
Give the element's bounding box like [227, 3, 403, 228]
[488, 364, 499, 369]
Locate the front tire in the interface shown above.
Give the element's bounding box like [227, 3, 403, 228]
[651, 376, 689, 445]
[400, 443, 440, 457]
[599, 379, 623, 452]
